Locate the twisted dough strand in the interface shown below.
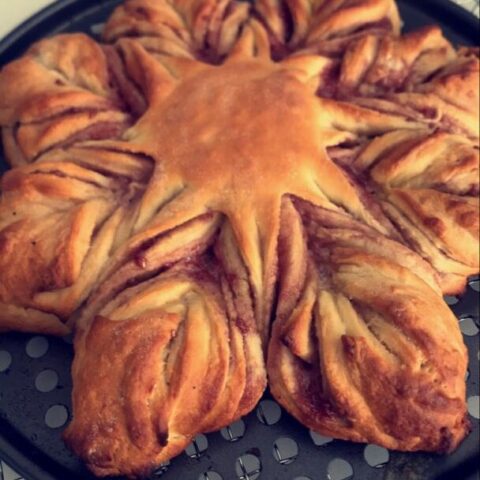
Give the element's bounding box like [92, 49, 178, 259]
[65, 219, 265, 477]
[270, 198, 469, 453]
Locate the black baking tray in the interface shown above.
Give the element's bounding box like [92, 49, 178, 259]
[0, 1, 479, 480]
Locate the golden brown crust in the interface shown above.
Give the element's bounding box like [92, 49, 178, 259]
[0, 34, 134, 167]
[103, 0, 251, 62]
[254, 0, 401, 59]
[350, 130, 479, 294]
[269, 200, 470, 453]
[337, 26, 455, 96]
[0, 0, 477, 477]
[65, 249, 266, 477]
[0, 146, 151, 333]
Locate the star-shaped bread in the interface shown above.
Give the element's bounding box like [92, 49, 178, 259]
[0, 0, 478, 477]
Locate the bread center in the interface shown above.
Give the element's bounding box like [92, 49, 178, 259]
[142, 60, 327, 204]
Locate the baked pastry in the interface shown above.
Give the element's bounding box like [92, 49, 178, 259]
[270, 198, 469, 452]
[0, 0, 477, 477]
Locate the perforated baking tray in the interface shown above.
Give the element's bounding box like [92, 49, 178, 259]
[0, 1, 479, 479]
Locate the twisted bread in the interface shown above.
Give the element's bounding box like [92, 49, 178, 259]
[270, 199, 469, 453]
[0, 0, 477, 476]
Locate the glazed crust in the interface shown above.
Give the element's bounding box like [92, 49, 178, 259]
[0, 0, 478, 477]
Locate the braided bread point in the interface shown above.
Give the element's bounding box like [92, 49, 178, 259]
[335, 128, 479, 294]
[0, 35, 135, 167]
[254, 0, 401, 58]
[269, 199, 469, 453]
[103, 0, 251, 62]
[369, 132, 478, 294]
[64, 217, 266, 477]
[0, 149, 150, 334]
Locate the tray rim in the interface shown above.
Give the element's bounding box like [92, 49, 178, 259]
[0, 1, 479, 479]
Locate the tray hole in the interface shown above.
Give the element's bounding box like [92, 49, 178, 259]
[469, 278, 479, 292]
[221, 419, 246, 442]
[235, 453, 261, 480]
[364, 444, 389, 468]
[26, 336, 49, 358]
[35, 369, 59, 393]
[327, 458, 353, 480]
[256, 400, 281, 425]
[90, 23, 105, 36]
[309, 430, 333, 446]
[151, 461, 170, 477]
[443, 295, 458, 305]
[273, 437, 298, 465]
[0, 350, 12, 372]
[185, 434, 208, 459]
[45, 405, 68, 429]
[198, 472, 223, 480]
[467, 395, 479, 419]
[0, 461, 22, 480]
[459, 317, 479, 336]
